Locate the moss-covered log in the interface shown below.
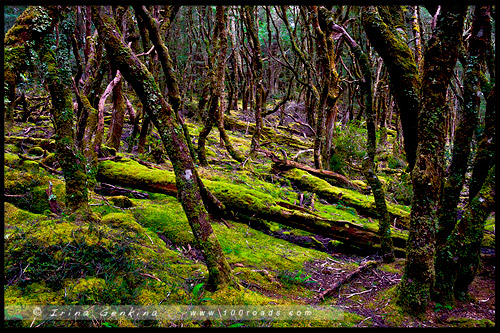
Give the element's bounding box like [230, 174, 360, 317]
[277, 168, 410, 229]
[272, 158, 363, 192]
[97, 158, 408, 255]
[223, 115, 310, 149]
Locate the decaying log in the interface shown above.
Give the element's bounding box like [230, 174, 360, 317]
[260, 148, 364, 192]
[316, 260, 380, 302]
[4, 136, 55, 150]
[94, 183, 149, 199]
[276, 168, 410, 230]
[97, 158, 407, 255]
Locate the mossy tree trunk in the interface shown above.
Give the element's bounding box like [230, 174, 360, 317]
[396, 6, 466, 315]
[433, 165, 495, 304]
[192, 6, 243, 165]
[336, 22, 395, 263]
[243, 6, 265, 159]
[5, 6, 89, 216]
[92, 6, 232, 291]
[468, 85, 495, 201]
[361, 6, 420, 171]
[133, 5, 197, 162]
[436, 5, 492, 246]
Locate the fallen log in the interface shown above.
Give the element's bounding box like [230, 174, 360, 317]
[97, 158, 407, 254]
[316, 260, 380, 302]
[276, 168, 410, 230]
[260, 148, 364, 192]
[94, 183, 150, 199]
[4, 136, 55, 150]
[223, 115, 310, 149]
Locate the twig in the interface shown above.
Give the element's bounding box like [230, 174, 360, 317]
[345, 288, 372, 298]
[356, 316, 372, 327]
[139, 273, 162, 282]
[316, 260, 379, 302]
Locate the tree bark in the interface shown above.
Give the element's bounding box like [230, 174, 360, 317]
[436, 5, 492, 246]
[433, 165, 495, 304]
[396, 6, 466, 315]
[362, 6, 420, 171]
[468, 85, 495, 201]
[91, 6, 232, 291]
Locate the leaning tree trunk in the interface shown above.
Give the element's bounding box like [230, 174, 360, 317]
[436, 5, 492, 246]
[396, 6, 466, 315]
[134, 5, 197, 162]
[362, 6, 420, 171]
[92, 6, 232, 291]
[339, 23, 395, 263]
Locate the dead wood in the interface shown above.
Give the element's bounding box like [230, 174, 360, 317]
[94, 183, 150, 199]
[258, 148, 364, 192]
[316, 260, 380, 302]
[97, 158, 407, 254]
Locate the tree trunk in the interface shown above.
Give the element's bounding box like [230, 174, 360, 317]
[396, 6, 466, 315]
[92, 6, 232, 291]
[243, 6, 265, 159]
[5, 6, 89, 216]
[106, 70, 125, 151]
[362, 6, 420, 171]
[468, 85, 495, 201]
[433, 165, 495, 304]
[436, 5, 492, 246]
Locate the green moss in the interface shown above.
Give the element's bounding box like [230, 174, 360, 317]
[283, 168, 410, 226]
[4, 152, 21, 167]
[4, 168, 66, 214]
[131, 199, 195, 245]
[108, 196, 133, 208]
[445, 317, 495, 328]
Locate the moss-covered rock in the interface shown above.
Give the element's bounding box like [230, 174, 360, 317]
[108, 195, 133, 208]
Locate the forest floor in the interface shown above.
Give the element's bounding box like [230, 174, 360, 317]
[3, 99, 495, 328]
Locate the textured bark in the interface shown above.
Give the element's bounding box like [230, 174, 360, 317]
[397, 6, 466, 314]
[437, 6, 492, 246]
[243, 6, 265, 159]
[362, 6, 419, 171]
[106, 73, 125, 151]
[5, 6, 89, 215]
[322, 9, 394, 262]
[92, 6, 232, 291]
[433, 165, 495, 304]
[133, 6, 196, 162]
[39, 45, 89, 215]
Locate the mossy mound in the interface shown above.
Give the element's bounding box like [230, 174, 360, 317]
[4, 167, 66, 214]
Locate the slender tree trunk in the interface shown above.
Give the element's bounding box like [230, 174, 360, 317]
[397, 6, 466, 314]
[243, 6, 265, 159]
[468, 86, 495, 201]
[92, 6, 232, 291]
[106, 72, 125, 151]
[335, 22, 395, 263]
